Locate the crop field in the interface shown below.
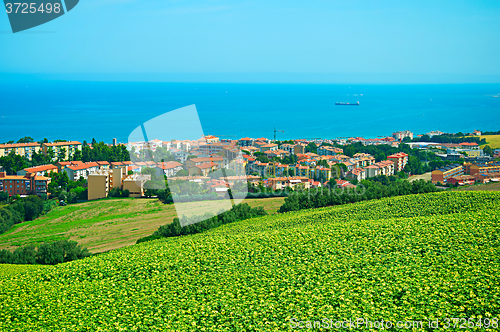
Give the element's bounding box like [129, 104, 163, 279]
[0, 264, 46, 276]
[479, 135, 500, 149]
[0, 197, 285, 253]
[0, 191, 499, 330]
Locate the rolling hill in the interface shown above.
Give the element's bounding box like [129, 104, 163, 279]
[0, 191, 499, 330]
[0, 197, 285, 253]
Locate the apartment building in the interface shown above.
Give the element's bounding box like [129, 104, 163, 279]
[465, 161, 500, 176]
[431, 164, 464, 184]
[0, 171, 50, 197]
[188, 162, 217, 176]
[260, 144, 278, 153]
[0, 142, 41, 160]
[266, 177, 310, 191]
[387, 152, 409, 172]
[281, 143, 306, 155]
[185, 157, 224, 169]
[317, 146, 343, 156]
[238, 137, 255, 147]
[64, 162, 100, 181]
[17, 164, 58, 176]
[42, 141, 82, 160]
[392, 131, 414, 141]
[156, 161, 183, 177]
[346, 168, 366, 182]
[88, 167, 151, 200]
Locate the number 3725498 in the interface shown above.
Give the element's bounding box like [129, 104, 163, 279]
[5, 2, 61, 14]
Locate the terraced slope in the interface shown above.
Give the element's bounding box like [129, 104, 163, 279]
[0, 192, 499, 331]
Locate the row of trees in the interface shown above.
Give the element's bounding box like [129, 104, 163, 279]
[0, 240, 91, 265]
[279, 178, 440, 213]
[137, 203, 267, 243]
[0, 195, 49, 235]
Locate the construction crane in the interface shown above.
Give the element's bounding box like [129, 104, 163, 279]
[274, 128, 284, 141]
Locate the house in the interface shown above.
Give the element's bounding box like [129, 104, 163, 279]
[0, 171, 50, 197]
[156, 161, 184, 177]
[188, 162, 217, 176]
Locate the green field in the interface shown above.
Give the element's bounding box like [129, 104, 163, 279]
[479, 135, 500, 149]
[0, 191, 499, 330]
[0, 197, 285, 253]
[0, 264, 46, 276]
[454, 181, 500, 192]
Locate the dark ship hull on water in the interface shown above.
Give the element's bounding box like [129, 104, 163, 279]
[335, 101, 360, 106]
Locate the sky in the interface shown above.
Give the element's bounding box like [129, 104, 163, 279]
[0, 0, 499, 83]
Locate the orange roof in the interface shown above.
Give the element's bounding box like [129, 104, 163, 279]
[0, 142, 40, 148]
[194, 162, 217, 169]
[44, 141, 82, 147]
[157, 161, 183, 169]
[24, 164, 58, 173]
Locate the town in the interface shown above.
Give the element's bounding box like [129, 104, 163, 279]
[0, 129, 499, 201]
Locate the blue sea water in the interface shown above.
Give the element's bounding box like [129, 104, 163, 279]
[0, 81, 499, 144]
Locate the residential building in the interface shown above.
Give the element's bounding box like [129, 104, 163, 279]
[426, 130, 444, 137]
[188, 162, 217, 176]
[431, 164, 464, 184]
[346, 168, 366, 182]
[185, 157, 224, 170]
[0, 142, 42, 160]
[42, 141, 82, 160]
[266, 177, 310, 191]
[17, 164, 58, 177]
[88, 167, 151, 200]
[392, 131, 414, 141]
[0, 171, 50, 197]
[259, 144, 278, 153]
[387, 152, 409, 172]
[238, 137, 254, 147]
[156, 161, 183, 177]
[465, 161, 500, 176]
[447, 175, 475, 186]
[64, 162, 100, 181]
[203, 135, 220, 143]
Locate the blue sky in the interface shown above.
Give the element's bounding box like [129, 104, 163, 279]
[1, 0, 499, 83]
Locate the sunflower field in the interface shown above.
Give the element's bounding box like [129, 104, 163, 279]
[0, 191, 499, 331]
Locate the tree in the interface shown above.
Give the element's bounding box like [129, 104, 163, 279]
[17, 136, 34, 143]
[483, 145, 493, 156]
[305, 142, 318, 153]
[57, 148, 67, 162]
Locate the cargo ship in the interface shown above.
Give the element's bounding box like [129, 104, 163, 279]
[335, 101, 360, 106]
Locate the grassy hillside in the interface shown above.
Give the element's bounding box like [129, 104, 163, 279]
[0, 197, 284, 253]
[454, 182, 500, 192]
[479, 134, 500, 149]
[0, 191, 498, 330]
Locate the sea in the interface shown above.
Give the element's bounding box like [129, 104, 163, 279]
[1, 81, 499, 144]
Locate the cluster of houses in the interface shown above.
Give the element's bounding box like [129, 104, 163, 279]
[1, 131, 496, 198]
